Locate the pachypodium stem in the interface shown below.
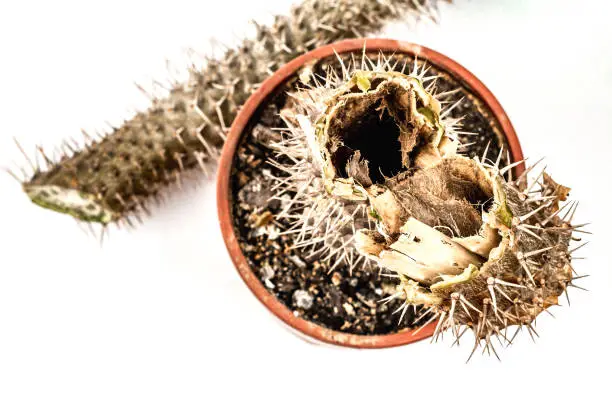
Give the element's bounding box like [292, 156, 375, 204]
[16, 0, 447, 228]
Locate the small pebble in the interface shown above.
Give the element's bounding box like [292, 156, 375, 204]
[253, 211, 273, 227]
[343, 303, 355, 316]
[331, 272, 342, 286]
[292, 289, 314, 310]
[261, 264, 275, 280]
[289, 255, 306, 269]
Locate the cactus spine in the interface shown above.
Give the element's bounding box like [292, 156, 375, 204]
[15, 0, 448, 228]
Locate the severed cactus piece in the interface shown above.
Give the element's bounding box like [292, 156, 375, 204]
[15, 0, 449, 228]
[269, 53, 465, 274]
[270, 52, 586, 358]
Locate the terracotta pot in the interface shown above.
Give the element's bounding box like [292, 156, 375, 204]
[217, 38, 525, 349]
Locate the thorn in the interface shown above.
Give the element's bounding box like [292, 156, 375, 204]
[518, 202, 551, 223]
[333, 48, 349, 80]
[559, 200, 577, 221]
[466, 338, 480, 363]
[174, 152, 184, 172]
[525, 322, 539, 341]
[37, 146, 54, 166]
[515, 157, 545, 185]
[566, 201, 580, 224]
[518, 258, 536, 284]
[434, 88, 461, 99]
[508, 325, 522, 345]
[86, 222, 97, 239]
[4, 166, 23, 182]
[460, 294, 482, 315]
[500, 158, 527, 176]
[99, 225, 107, 247]
[524, 195, 557, 204]
[173, 127, 186, 144]
[523, 246, 554, 259]
[14, 137, 36, 172]
[516, 225, 544, 241]
[440, 97, 464, 119]
[451, 326, 469, 347]
[568, 282, 588, 291]
[540, 200, 573, 226]
[398, 304, 410, 325]
[458, 297, 473, 320]
[505, 150, 513, 181]
[487, 278, 499, 319]
[493, 284, 514, 303]
[492, 278, 525, 289]
[431, 311, 447, 343]
[411, 306, 433, 325]
[487, 332, 501, 361]
[524, 165, 547, 195]
[194, 151, 210, 176]
[548, 223, 590, 234]
[480, 141, 491, 163]
[81, 129, 95, 143]
[378, 291, 402, 305]
[569, 241, 589, 254]
[412, 311, 439, 336]
[448, 293, 459, 337]
[494, 147, 504, 169]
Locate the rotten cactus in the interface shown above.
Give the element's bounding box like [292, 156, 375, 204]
[268, 53, 587, 358]
[13, 0, 449, 229]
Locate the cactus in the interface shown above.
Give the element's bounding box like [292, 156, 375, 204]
[268, 52, 587, 358]
[12, 0, 449, 229]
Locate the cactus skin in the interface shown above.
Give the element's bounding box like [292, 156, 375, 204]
[270, 52, 586, 358]
[18, 0, 448, 227]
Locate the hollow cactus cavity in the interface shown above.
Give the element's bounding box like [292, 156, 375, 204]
[11, 0, 449, 230]
[269, 51, 587, 358]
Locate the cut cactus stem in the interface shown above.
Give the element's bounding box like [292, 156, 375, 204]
[13, 0, 448, 227]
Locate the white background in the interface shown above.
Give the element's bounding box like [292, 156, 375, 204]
[1, 0, 611, 407]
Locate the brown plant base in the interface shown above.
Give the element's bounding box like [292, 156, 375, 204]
[230, 52, 510, 335]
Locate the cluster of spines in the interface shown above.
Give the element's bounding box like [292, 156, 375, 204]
[9, 0, 448, 236]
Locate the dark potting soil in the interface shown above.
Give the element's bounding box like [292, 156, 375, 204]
[230, 52, 511, 336]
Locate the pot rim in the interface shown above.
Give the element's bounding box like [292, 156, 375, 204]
[217, 38, 525, 349]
